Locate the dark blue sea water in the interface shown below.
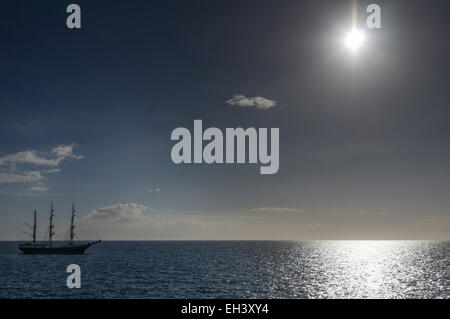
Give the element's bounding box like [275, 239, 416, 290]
[0, 241, 449, 298]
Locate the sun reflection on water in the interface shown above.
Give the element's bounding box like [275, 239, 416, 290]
[297, 241, 448, 299]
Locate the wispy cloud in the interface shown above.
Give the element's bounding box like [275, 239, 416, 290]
[377, 212, 390, 216]
[226, 94, 277, 110]
[0, 144, 83, 167]
[0, 144, 83, 194]
[325, 210, 390, 216]
[51, 144, 83, 160]
[29, 186, 48, 192]
[83, 203, 150, 222]
[359, 210, 390, 216]
[249, 207, 303, 213]
[0, 190, 43, 197]
[0, 171, 43, 183]
[147, 187, 161, 193]
[45, 168, 61, 174]
[0, 151, 57, 166]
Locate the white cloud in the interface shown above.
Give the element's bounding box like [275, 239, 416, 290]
[147, 187, 161, 193]
[248, 207, 303, 213]
[0, 144, 83, 195]
[0, 144, 83, 167]
[0, 150, 59, 166]
[83, 203, 150, 222]
[226, 94, 277, 110]
[51, 144, 83, 160]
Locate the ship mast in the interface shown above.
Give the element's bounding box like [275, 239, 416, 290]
[24, 210, 37, 244]
[32, 210, 37, 244]
[49, 201, 55, 247]
[69, 203, 76, 246]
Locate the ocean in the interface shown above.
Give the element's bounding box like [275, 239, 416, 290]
[0, 241, 448, 299]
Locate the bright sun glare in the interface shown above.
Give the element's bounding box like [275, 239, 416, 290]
[345, 29, 366, 52]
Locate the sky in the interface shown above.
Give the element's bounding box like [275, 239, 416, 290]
[0, 0, 449, 240]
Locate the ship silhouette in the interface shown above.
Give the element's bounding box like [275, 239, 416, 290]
[19, 202, 101, 254]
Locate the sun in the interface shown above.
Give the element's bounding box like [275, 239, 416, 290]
[345, 29, 366, 52]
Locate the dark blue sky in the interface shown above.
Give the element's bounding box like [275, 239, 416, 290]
[1, 0, 449, 239]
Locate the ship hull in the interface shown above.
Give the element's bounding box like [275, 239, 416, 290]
[19, 241, 101, 255]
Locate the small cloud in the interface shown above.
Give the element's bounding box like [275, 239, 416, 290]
[307, 222, 319, 229]
[147, 187, 161, 193]
[249, 207, 303, 213]
[83, 203, 149, 222]
[226, 94, 277, 110]
[51, 144, 84, 160]
[29, 186, 48, 192]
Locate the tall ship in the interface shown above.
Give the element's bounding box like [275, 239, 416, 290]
[19, 202, 101, 254]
